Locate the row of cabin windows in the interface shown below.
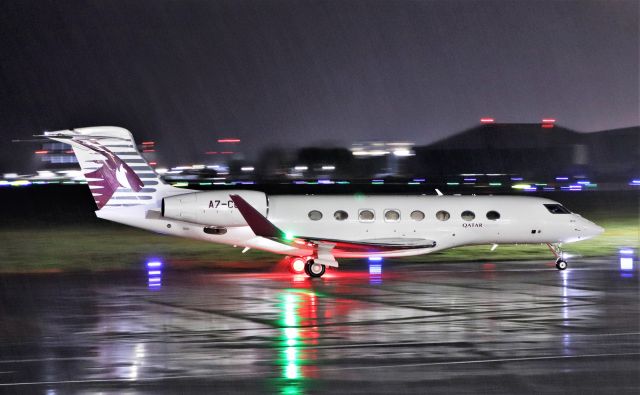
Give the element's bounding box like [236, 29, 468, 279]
[307, 209, 501, 222]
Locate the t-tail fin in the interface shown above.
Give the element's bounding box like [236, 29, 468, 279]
[43, 126, 168, 209]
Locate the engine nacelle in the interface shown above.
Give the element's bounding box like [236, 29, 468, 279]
[162, 190, 267, 227]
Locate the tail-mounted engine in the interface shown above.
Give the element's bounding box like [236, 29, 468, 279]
[162, 190, 267, 227]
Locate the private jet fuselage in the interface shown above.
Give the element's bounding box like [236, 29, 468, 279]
[154, 190, 603, 260]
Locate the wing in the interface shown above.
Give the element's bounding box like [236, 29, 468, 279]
[229, 194, 437, 255]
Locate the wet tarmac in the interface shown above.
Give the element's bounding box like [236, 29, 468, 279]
[0, 257, 638, 394]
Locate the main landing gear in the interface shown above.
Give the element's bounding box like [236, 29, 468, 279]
[547, 243, 567, 271]
[288, 257, 326, 278]
[305, 260, 326, 278]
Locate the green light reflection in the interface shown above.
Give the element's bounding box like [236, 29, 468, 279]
[274, 290, 319, 394]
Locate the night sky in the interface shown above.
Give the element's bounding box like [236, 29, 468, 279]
[1, 0, 637, 170]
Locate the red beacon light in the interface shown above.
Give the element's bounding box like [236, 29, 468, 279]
[480, 118, 495, 124]
[541, 118, 555, 128]
[218, 138, 241, 143]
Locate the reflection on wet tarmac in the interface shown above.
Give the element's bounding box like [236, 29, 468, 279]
[0, 257, 638, 394]
[276, 290, 320, 394]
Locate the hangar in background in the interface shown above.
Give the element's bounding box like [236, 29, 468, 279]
[409, 124, 639, 181]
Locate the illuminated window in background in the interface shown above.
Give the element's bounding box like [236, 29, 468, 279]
[358, 209, 375, 222]
[486, 210, 501, 220]
[308, 210, 323, 221]
[384, 209, 400, 222]
[410, 210, 425, 221]
[334, 210, 348, 221]
[436, 210, 450, 221]
[461, 210, 475, 221]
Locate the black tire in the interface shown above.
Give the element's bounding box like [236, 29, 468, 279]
[555, 259, 567, 270]
[304, 260, 312, 276]
[306, 260, 326, 278]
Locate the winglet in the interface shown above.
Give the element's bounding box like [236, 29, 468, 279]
[435, 188, 444, 196]
[230, 194, 286, 239]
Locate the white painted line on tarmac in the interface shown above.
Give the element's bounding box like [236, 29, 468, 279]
[0, 352, 638, 386]
[323, 351, 640, 371]
[0, 332, 638, 364]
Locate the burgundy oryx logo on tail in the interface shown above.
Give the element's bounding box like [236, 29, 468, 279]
[75, 139, 144, 209]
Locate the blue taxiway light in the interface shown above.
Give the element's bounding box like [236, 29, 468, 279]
[146, 261, 163, 268]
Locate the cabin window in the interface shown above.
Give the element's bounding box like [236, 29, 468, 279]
[410, 210, 425, 221]
[461, 210, 475, 221]
[384, 209, 400, 222]
[486, 210, 500, 220]
[436, 210, 450, 221]
[358, 209, 375, 222]
[308, 210, 323, 221]
[544, 204, 571, 214]
[334, 210, 348, 221]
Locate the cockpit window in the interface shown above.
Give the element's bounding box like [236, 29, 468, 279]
[544, 204, 571, 214]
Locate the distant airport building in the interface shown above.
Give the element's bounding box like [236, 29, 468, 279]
[32, 140, 162, 177]
[350, 141, 415, 177]
[411, 123, 638, 181]
[34, 142, 77, 166]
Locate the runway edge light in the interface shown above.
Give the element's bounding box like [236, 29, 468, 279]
[619, 249, 634, 271]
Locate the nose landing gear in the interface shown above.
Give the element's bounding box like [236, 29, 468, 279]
[555, 258, 567, 271]
[547, 243, 568, 270]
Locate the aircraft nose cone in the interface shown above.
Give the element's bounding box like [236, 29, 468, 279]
[587, 222, 604, 236]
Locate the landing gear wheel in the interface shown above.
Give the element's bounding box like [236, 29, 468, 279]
[556, 259, 567, 271]
[305, 260, 326, 278]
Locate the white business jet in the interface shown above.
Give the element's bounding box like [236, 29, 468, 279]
[43, 127, 603, 277]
